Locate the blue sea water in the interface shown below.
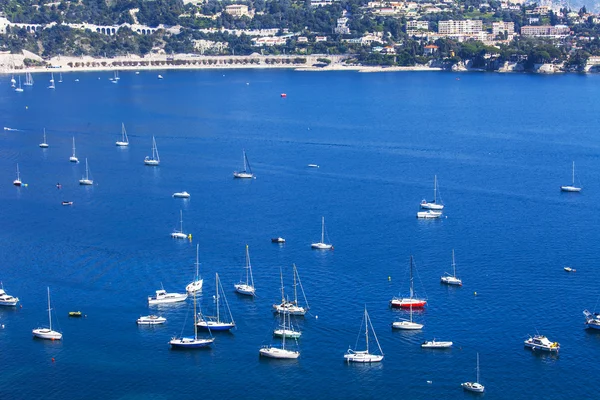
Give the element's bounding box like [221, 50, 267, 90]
[0, 69, 599, 399]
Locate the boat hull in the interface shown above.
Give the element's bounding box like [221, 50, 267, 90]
[259, 347, 299, 359]
[32, 328, 62, 340]
[234, 284, 255, 296]
[69, 157, 78, 163]
[421, 341, 453, 348]
[344, 353, 383, 363]
[273, 303, 306, 316]
[390, 298, 427, 309]
[560, 185, 581, 192]
[273, 329, 302, 339]
[0, 299, 19, 306]
[196, 321, 235, 331]
[144, 159, 159, 166]
[233, 172, 254, 179]
[311, 242, 333, 250]
[392, 321, 423, 330]
[173, 192, 190, 198]
[137, 315, 166, 325]
[271, 237, 286, 243]
[441, 276, 462, 286]
[79, 179, 93, 185]
[115, 141, 129, 147]
[416, 211, 442, 219]
[186, 280, 203, 294]
[170, 336, 214, 348]
[39, 143, 49, 148]
[462, 382, 485, 393]
[171, 232, 189, 239]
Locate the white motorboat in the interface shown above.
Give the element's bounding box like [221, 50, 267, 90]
[390, 256, 427, 309]
[170, 282, 214, 349]
[144, 136, 160, 166]
[234, 245, 256, 296]
[137, 315, 166, 325]
[440, 249, 462, 286]
[0, 286, 19, 306]
[462, 353, 485, 393]
[233, 149, 255, 179]
[560, 161, 582, 192]
[32, 287, 62, 340]
[69, 137, 79, 163]
[311, 216, 333, 250]
[307, 164, 319, 168]
[158, 74, 163, 79]
[564, 266, 576, 272]
[392, 303, 423, 330]
[524, 334, 559, 352]
[273, 265, 309, 316]
[344, 306, 384, 363]
[171, 210, 190, 239]
[13, 164, 22, 186]
[172, 191, 190, 198]
[260, 311, 300, 359]
[584, 310, 600, 330]
[271, 237, 286, 243]
[196, 273, 235, 331]
[421, 339, 453, 348]
[39, 128, 49, 148]
[417, 210, 442, 219]
[420, 175, 444, 210]
[116, 122, 129, 146]
[148, 289, 187, 305]
[185, 244, 203, 294]
[79, 158, 93, 185]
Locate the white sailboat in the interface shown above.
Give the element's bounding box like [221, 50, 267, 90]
[185, 244, 203, 294]
[48, 72, 55, 89]
[234, 245, 256, 296]
[197, 273, 235, 331]
[462, 353, 485, 393]
[273, 310, 302, 339]
[10, 75, 16, 87]
[421, 175, 444, 210]
[344, 306, 384, 363]
[441, 249, 462, 286]
[392, 303, 423, 330]
[233, 150, 254, 178]
[311, 216, 333, 250]
[144, 136, 160, 165]
[14, 76, 23, 92]
[39, 128, 49, 148]
[32, 287, 63, 340]
[260, 310, 301, 359]
[79, 158, 93, 185]
[58, 73, 63, 83]
[24, 72, 34, 86]
[273, 264, 309, 316]
[69, 137, 79, 163]
[171, 210, 190, 239]
[169, 284, 214, 349]
[115, 123, 129, 146]
[13, 164, 22, 186]
[560, 161, 582, 192]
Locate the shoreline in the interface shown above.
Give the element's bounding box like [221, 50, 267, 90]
[0, 52, 446, 75]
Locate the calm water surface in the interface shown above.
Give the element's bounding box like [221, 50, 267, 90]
[0, 70, 599, 399]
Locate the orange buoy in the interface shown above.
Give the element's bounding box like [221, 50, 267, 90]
[51, 358, 55, 362]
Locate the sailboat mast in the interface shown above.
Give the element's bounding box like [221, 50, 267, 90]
[195, 244, 200, 279]
[293, 265, 298, 305]
[434, 175, 437, 203]
[572, 161, 575, 185]
[364, 307, 369, 354]
[279, 268, 285, 302]
[47, 287, 52, 331]
[215, 273, 220, 322]
[476, 353, 480, 383]
[409, 256, 414, 299]
[282, 311, 287, 350]
[321, 217, 325, 243]
[72, 137, 76, 156]
[452, 249, 456, 278]
[179, 210, 183, 233]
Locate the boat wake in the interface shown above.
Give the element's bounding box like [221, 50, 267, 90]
[3, 127, 19, 131]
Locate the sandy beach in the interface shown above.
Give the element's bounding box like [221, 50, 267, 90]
[0, 51, 440, 74]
